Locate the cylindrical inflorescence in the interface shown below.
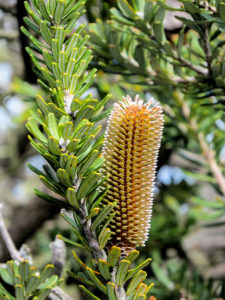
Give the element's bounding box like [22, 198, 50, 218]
[101, 95, 163, 251]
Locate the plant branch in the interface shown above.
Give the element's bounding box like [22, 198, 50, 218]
[198, 132, 225, 197]
[0, 203, 22, 261]
[111, 267, 127, 300]
[48, 287, 72, 300]
[178, 95, 225, 197]
[177, 56, 208, 77]
[0, 203, 71, 300]
[0, 29, 19, 40]
[79, 199, 107, 261]
[201, 24, 212, 75]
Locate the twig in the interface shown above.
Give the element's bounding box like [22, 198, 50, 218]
[0, 203, 22, 261]
[79, 199, 107, 261]
[177, 95, 225, 197]
[111, 267, 127, 300]
[198, 132, 225, 197]
[50, 237, 66, 277]
[48, 287, 72, 300]
[0, 29, 19, 40]
[201, 24, 212, 75]
[0, 2, 17, 15]
[0, 204, 71, 300]
[177, 56, 208, 77]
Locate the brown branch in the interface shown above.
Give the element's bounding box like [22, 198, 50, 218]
[0, 197, 60, 262]
[48, 287, 72, 300]
[177, 94, 225, 197]
[177, 56, 208, 77]
[0, 29, 19, 40]
[0, 203, 71, 300]
[79, 199, 107, 261]
[50, 237, 66, 277]
[0, 203, 22, 261]
[198, 132, 225, 197]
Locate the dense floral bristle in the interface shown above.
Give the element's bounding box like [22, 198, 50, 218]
[101, 95, 163, 251]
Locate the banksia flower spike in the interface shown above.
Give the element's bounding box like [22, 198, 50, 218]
[102, 95, 163, 253]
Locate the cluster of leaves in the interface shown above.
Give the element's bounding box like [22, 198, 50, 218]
[0, 0, 157, 299]
[88, 0, 225, 96]
[1, 0, 225, 299]
[0, 261, 59, 299]
[85, 0, 225, 298]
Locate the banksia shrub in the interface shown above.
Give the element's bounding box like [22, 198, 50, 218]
[0, 0, 164, 298]
[102, 95, 164, 253]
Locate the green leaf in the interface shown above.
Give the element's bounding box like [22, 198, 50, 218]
[107, 246, 121, 267]
[98, 259, 110, 280]
[79, 285, 101, 300]
[19, 261, 30, 284]
[78, 150, 100, 177]
[66, 188, 79, 210]
[36, 94, 49, 115]
[48, 113, 59, 140]
[39, 20, 52, 44]
[0, 267, 13, 286]
[85, 269, 107, 294]
[38, 0, 51, 22]
[68, 271, 95, 286]
[98, 227, 111, 250]
[26, 274, 40, 294]
[38, 275, 58, 289]
[15, 284, 25, 300]
[151, 261, 174, 290]
[57, 234, 86, 249]
[126, 250, 140, 262]
[106, 282, 117, 300]
[118, 0, 136, 18]
[191, 197, 225, 209]
[126, 270, 147, 296]
[23, 16, 39, 34]
[181, 169, 216, 183]
[0, 282, 14, 299]
[37, 288, 52, 300]
[39, 264, 54, 284]
[54, 0, 66, 25]
[26, 117, 48, 144]
[57, 168, 73, 187]
[126, 258, 151, 281]
[48, 136, 61, 155]
[34, 188, 68, 207]
[77, 171, 100, 199]
[91, 202, 116, 231]
[133, 283, 148, 300]
[116, 259, 131, 287]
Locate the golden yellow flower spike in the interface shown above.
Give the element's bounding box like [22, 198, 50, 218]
[101, 95, 163, 252]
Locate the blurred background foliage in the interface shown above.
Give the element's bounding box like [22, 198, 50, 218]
[1, 0, 225, 299]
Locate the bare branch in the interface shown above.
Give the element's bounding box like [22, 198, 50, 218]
[48, 287, 72, 300]
[79, 200, 107, 261]
[0, 203, 22, 262]
[177, 56, 208, 77]
[178, 96, 225, 197]
[50, 237, 66, 277]
[0, 29, 19, 40]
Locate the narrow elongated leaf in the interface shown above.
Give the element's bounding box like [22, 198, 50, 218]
[91, 202, 116, 231]
[98, 259, 110, 280]
[85, 268, 107, 294]
[126, 270, 147, 296]
[79, 285, 101, 300]
[106, 282, 117, 300]
[126, 258, 151, 281]
[116, 259, 131, 286]
[107, 246, 121, 267]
